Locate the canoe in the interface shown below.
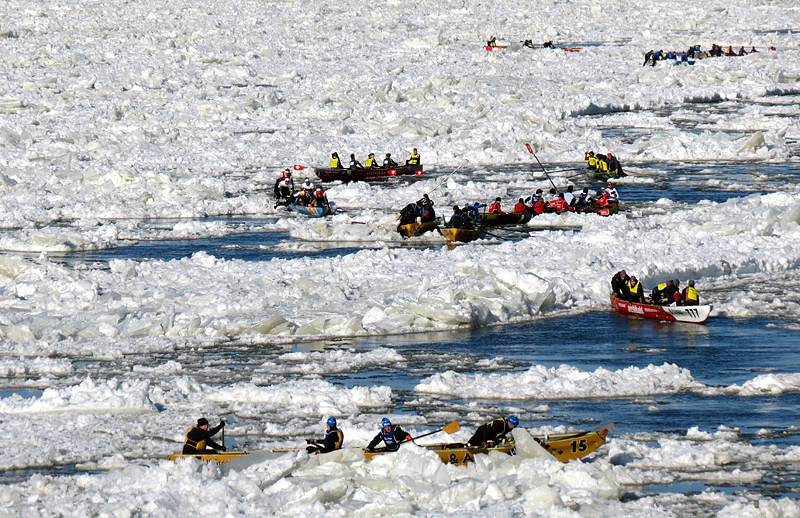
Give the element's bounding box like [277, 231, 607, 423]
[578, 201, 619, 216]
[315, 165, 423, 183]
[286, 204, 331, 217]
[365, 425, 611, 464]
[438, 227, 480, 243]
[585, 168, 627, 181]
[477, 213, 532, 226]
[398, 219, 440, 238]
[485, 45, 508, 51]
[610, 295, 712, 324]
[169, 425, 611, 466]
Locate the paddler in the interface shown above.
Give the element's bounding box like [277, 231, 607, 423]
[330, 152, 343, 169]
[366, 418, 413, 452]
[405, 148, 420, 166]
[383, 153, 398, 169]
[365, 153, 380, 169]
[306, 417, 344, 455]
[610, 270, 629, 299]
[467, 415, 519, 447]
[183, 417, 226, 454]
[627, 275, 646, 303]
[677, 280, 699, 306]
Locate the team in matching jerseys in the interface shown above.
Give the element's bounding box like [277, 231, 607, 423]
[331, 149, 420, 170]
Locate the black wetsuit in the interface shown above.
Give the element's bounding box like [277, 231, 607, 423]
[183, 422, 225, 454]
[611, 272, 630, 300]
[468, 418, 513, 447]
[306, 428, 344, 454]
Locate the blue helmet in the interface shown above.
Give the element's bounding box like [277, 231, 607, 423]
[327, 417, 337, 428]
[508, 415, 519, 426]
[381, 418, 392, 428]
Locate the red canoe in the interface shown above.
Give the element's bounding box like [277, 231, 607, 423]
[610, 295, 711, 324]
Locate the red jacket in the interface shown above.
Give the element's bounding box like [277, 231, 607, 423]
[514, 202, 529, 214]
[547, 198, 570, 213]
[488, 201, 505, 214]
[595, 193, 611, 207]
[531, 200, 545, 214]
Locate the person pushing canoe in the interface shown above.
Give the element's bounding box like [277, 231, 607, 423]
[366, 418, 413, 452]
[183, 417, 227, 454]
[306, 417, 344, 454]
[467, 415, 519, 447]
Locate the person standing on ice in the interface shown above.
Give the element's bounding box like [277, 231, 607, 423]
[467, 415, 519, 447]
[306, 417, 344, 455]
[183, 417, 226, 454]
[677, 280, 700, 306]
[366, 418, 413, 452]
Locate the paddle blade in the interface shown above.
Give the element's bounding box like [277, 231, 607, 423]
[525, 143, 534, 154]
[442, 421, 460, 434]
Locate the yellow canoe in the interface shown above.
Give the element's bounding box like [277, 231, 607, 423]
[438, 227, 480, 243]
[167, 425, 611, 466]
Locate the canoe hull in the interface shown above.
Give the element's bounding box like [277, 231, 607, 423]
[398, 220, 439, 238]
[578, 201, 619, 216]
[286, 204, 331, 217]
[438, 227, 479, 243]
[315, 165, 423, 183]
[364, 428, 609, 464]
[610, 295, 711, 324]
[167, 451, 248, 464]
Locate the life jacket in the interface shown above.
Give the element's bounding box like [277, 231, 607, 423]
[588, 156, 597, 169]
[514, 202, 527, 214]
[488, 202, 503, 214]
[531, 200, 545, 214]
[409, 153, 420, 165]
[330, 157, 341, 168]
[381, 425, 400, 450]
[598, 159, 609, 171]
[184, 427, 206, 451]
[486, 418, 509, 438]
[596, 193, 610, 207]
[628, 280, 642, 296]
[366, 157, 377, 168]
[655, 282, 668, 292]
[684, 286, 699, 302]
[325, 428, 344, 450]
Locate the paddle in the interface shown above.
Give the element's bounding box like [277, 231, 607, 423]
[404, 421, 460, 444]
[427, 159, 469, 196]
[525, 143, 558, 193]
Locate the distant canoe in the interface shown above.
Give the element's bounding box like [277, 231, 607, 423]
[478, 213, 532, 226]
[398, 219, 440, 238]
[485, 45, 509, 51]
[585, 168, 627, 181]
[286, 204, 331, 217]
[315, 165, 423, 183]
[577, 201, 619, 217]
[610, 295, 712, 324]
[438, 227, 480, 243]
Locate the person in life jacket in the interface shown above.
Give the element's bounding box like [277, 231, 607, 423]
[417, 193, 435, 222]
[405, 148, 420, 166]
[398, 203, 418, 226]
[349, 153, 363, 170]
[651, 280, 679, 306]
[627, 275, 646, 303]
[487, 37, 497, 47]
[467, 415, 519, 447]
[299, 178, 315, 192]
[577, 187, 595, 208]
[514, 198, 531, 214]
[310, 188, 329, 208]
[183, 417, 226, 454]
[366, 418, 412, 452]
[488, 197, 505, 215]
[585, 151, 597, 169]
[306, 417, 344, 454]
[604, 182, 619, 202]
[294, 188, 311, 206]
[383, 153, 398, 168]
[521, 39, 534, 48]
[365, 153, 380, 169]
[594, 190, 611, 208]
[596, 154, 609, 173]
[446, 205, 467, 229]
[677, 279, 699, 306]
[330, 152, 343, 169]
[546, 193, 572, 213]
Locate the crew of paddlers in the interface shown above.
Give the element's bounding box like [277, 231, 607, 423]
[643, 44, 768, 66]
[585, 151, 625, 178]
[611, 270, 700, 306]
[273, 169, 329, 209]
[329, 149, 420, 171]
